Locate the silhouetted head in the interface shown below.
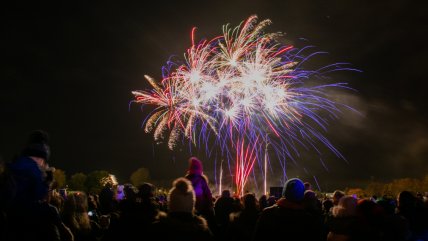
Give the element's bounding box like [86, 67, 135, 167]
[221, 189, 231, 198]
[332, 195, 357, 217]
[187, 156, 203, 175]
[332, 190, 345, 205]
[397, 191, 416, 210]
[242, 193, 257, 209]
[168, 177, 195, 213]
[138, 182, 155, 199]
[282, 178, 305, 203]
[22, 129, 51, 161]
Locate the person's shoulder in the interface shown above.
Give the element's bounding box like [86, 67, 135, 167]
[262, 204, 279, 213]
[193, 215, 209, 230]
[184, 173, 194, 179]
[156, 210, 167, 220]
[8, 156, 42, 177]
[9, 156, 36, 168]
[229, 211, 241, 222]
[186, 173, 205, 181]
[258, 204, 280, 219]
[201, 174, 209, 183]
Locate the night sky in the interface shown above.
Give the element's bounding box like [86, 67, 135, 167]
[1, 1, 427, 191]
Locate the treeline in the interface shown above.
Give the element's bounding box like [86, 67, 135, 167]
[346, 175, 428, 198]
[51, 166, 428, 198]
[52, 167, 151, 194]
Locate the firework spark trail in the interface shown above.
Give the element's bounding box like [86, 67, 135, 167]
[132, 15, 357, 194]
[235, 137, 259, 196]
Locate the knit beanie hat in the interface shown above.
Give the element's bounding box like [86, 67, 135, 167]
[187, 157, 203, 175]
[168, 177, 195, 213]
[282, 178, 305, 202]
[21, 130, 51, 160]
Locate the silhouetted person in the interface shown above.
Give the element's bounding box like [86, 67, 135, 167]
[376, 197, 411, 241]
[258, 195, 268, 211]
[304, 182, 312, 191]
[98, 182, 117, 215]
[214, 189, 234, 229]
[2, 130, 73, 241]
[61, 191, 104, 241]
[254, 178, 322, 241]
[396, 191, 428, 240]
[229, 193, 260, 241]
[184, 157, 216, 234]
[138, 182, 163, 224]
[152, 177, 213, 241]
[332, 190, 345, 206]
[326, 195, 361, 241]
[102, 182, 162, 241]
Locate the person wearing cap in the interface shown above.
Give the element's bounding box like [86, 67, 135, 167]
[3, 130, 74, 241]
[253, 178, 322, 241]
[9, 129, 52, 204]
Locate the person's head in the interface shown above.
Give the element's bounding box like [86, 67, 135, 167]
[221, 189, 231, 198]
[187, 156, 203, 175]
[304, 190, 316, 199]
[357, 199, 379, 219]
[303, 190, 320, 211]
[22, 129, 51, 168]
[62, 191, 91, 231]
[322, 199, 334, 213]
[376, 197, 396, 215]
[64, 191, 89, 213]
[242, 193, 257, 210]
[138, 182, 155, 200]
[332, 190, 345, 206]
[397, 191, 416, 210]
[282, 178, 305, 203]
[87, 194, 98, 210]
[304, 182, 312, 191]
[123, 184, 137, 201]
[332, 195, 357, 217]
[168, 177, 195, 213]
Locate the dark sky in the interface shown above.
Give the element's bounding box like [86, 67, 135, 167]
[1, 0, 427, 191]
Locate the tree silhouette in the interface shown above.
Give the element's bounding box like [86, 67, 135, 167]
[53, 168, 66, 189]
[86, 170, 111, 194]
[68, 172, 87, 191]
[130, 167, 151, 187]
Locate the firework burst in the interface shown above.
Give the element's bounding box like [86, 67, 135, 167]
[132, 15, 356, 195]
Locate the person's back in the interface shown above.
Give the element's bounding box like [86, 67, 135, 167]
[396, 191, 428, 240]
[253, 178, 321, 241]
[214, 190, 234, 227]
[183, 157, 217, 235]
[184, 157, 213, 214]
[326, 195, 359, 241]
[377, 198, 411, 241]
[61, 191, 103, 241]
[254, 199, 320, 241]
[102, 183, 162, 241]
[229, 193, 260, 241]
[155, 212, 213, 241]
[151, 177, 213, 241]
[186, 173, 213, 213]
[98, 183, 118, 215]
[138, 182, 162, 224]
